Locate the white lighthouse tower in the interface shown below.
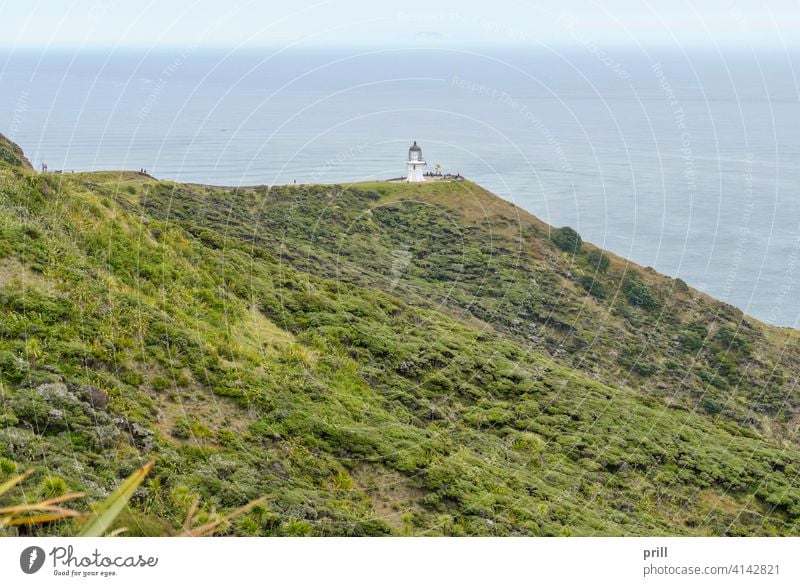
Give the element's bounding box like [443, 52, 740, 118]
[406, 141, 426, 182]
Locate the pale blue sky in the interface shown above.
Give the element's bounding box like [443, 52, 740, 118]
[0, 0, 797, 47]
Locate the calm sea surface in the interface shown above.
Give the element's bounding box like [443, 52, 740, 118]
[1, 46, 799, 326]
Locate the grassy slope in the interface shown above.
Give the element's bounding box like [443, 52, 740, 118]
[0, 133, 32, 170]
[1, 147, 800, 536]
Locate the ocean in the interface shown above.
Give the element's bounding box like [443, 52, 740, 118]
[1, 45, 799, 326]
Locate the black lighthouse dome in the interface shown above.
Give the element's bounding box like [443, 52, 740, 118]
[408, 141, 423, 162]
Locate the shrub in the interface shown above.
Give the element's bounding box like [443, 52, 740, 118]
[698, 369, 729, 390]
[0, 351, 29, 383]
[217, 429, 238, 446]
[0, 458, 17, 477]
[279, 520, 313, 536]
[715, 325, 748, 352]
[701, 396, 725, 415]
[151, 375, 171, 391]
[631, 360, 656, 376]
[171, 419, 192, 439]
[355, 519, 392, 536]
[586, 249, 610, 273]
[679, 330, 705, 352]
[331, 470, 355, 490]
[578, 275, 607, 299]
[40, 476, 69, 498]
[622, 271, 657, 309]
[120, 371, 144, 386]
[551, 227, 582, 253]
[0, 144, 23, 166]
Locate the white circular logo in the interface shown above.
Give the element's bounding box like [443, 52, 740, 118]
[20, 546, 46, 574]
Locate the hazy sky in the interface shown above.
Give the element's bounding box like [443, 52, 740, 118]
[1, 0, 798, 47]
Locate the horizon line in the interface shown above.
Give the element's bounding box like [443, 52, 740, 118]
[1, 40, 799, 51]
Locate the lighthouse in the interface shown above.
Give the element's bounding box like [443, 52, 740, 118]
[406, 141, 426, 182]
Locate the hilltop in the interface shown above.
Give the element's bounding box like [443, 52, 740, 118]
[1, 137, 800, 536]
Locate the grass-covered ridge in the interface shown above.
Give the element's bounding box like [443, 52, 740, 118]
[1, 139, 800, 536]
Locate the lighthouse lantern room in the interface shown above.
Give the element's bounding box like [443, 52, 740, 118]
[406, 141, 426, 182]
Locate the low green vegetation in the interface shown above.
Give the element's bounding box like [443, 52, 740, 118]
[550, 226, 582, 253]
[1, 136, 800, 536]
[578, 275, 606, 299]
[621, 270, 658, 309]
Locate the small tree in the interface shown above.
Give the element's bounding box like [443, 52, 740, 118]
[622, 271, 657, 309]
[551, 226, 582, 253]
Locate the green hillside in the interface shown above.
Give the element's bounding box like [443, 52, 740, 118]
[0, 133, 32, 170]
[1, 136, 800, 536]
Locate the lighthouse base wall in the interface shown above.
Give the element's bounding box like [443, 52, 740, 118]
[406, 163, 426, 183]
